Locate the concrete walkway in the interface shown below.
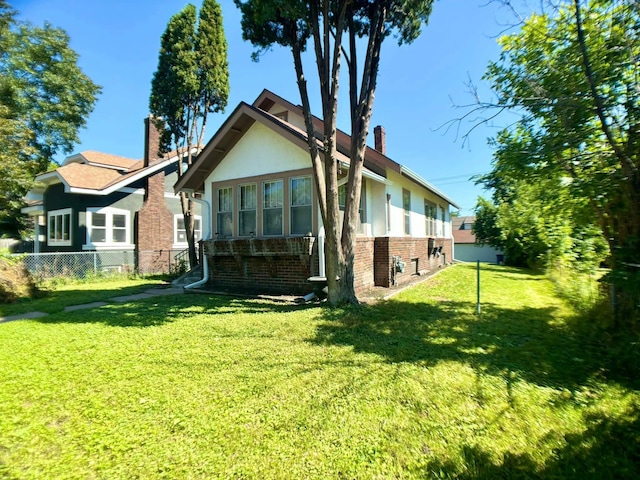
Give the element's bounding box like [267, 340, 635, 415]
[0, 287, 185, 324]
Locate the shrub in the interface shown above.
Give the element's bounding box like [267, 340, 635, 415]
[0, 251, 44, 304]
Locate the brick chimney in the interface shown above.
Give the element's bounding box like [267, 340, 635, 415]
[144, 115, 161, 167]
[137, 116, 173, 273]
[374, 125, 386, 155]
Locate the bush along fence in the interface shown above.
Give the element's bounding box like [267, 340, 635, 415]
[12, 249, 191, 280]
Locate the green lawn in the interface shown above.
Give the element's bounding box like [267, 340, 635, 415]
[1, 264, 638, 479]
[0, 276, 170, 317]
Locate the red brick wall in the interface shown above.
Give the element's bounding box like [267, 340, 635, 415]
[374, 237, 452, 288]
[203, 237, 320, 295]
[353, 238, 375, 292]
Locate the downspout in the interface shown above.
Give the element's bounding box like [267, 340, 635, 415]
[318, 225, 326, 278]
[184, 196, 211, 290]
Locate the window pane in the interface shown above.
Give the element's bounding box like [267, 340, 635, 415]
[92, 213, 106, 227]
[291, 177, 312, 206]
[217, 212, 233, 237]
[113, 214, 126, 228]
[112, 228, 126, 243]
[264, 180, 283, 207]
[291, 206, 312, 235]
[55, 215, 62, 240]
[62, 214, 70, 240]
[177, 217, 185, 230]
[92, 227, 106, 243]
[239, 211, 256, 236]
[48, 216, 55, 240]
[263, 208, 282, 236]
[240, 184, 257, 209]
[218, 187, 233, 212]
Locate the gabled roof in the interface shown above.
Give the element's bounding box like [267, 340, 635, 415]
[63, 151, 140, 171]
[452, 216, 477, 244]
[176, 89, 460, 209]
[31, 152, 176, 196]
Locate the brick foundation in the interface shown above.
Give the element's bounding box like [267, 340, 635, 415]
[203, 237, 319, 295]
[374, 237, 452, 288]
[201, 236, 452, 296]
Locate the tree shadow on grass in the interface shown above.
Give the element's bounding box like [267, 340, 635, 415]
[312, 297, 634, 391]
[424, 406, 640, 479]
[34, 294, 311, 328]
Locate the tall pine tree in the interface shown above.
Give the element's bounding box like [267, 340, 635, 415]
[150, 0, 229, 268]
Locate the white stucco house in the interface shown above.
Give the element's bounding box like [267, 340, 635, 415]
[175, 89, 460, 295]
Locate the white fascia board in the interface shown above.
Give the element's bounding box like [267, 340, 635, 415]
[36, 171, 63, 185]
[61, 153, 84, 166]
[67, 154, 182, 196]
[21, 205, 45, 215]
[400, 165, 460, 209]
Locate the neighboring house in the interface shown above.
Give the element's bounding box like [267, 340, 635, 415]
[452, 216, 504, 263]
[175, 89, 459, 295]
[21, 117, 201, 273]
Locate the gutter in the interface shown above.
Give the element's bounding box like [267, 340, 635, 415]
[400, 165, 460, 209]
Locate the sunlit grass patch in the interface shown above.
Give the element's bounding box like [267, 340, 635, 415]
[0, 264, 638, 479]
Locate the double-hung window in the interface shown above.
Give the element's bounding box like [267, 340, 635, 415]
[86, 207, 131, 248]
[403, 189, 411, 235]
[217, 186, 233, 237]
[424, 200, 436, 236]
[290, 176, 312, 235]
[338, 183, 366, 233]
[263, 179, 283, 236]
[174, 215, 202, 246]
[238, 183, 257, 236]
[47, 208, 72, 246]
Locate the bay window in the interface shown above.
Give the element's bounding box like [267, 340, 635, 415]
[47, 208, 72, 246]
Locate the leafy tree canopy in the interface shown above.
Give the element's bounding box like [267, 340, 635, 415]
[476, 0, 638, 325]
[0, 0, 101, 237]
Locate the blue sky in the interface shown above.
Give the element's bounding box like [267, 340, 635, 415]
[12, 0, 524, 215]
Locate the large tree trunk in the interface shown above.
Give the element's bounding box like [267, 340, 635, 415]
[180, 191, 198, 269]
[574, 0, 640, 328]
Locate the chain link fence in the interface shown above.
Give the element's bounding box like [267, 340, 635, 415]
[13, 250, 188, 280]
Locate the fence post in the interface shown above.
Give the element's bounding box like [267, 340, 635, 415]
[94, 251, 97, 276]
[476, 260, 481, 315]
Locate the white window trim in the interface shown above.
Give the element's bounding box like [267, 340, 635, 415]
[47, 208, 72, 246]
[83, 207, 134, 250]
[173, 214, 203, 248]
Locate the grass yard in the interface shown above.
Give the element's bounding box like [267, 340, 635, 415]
[0, 276, 170, 318]
[0, 264, 638, 479]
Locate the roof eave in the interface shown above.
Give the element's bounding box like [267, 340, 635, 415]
[400, 165, 460, 209]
